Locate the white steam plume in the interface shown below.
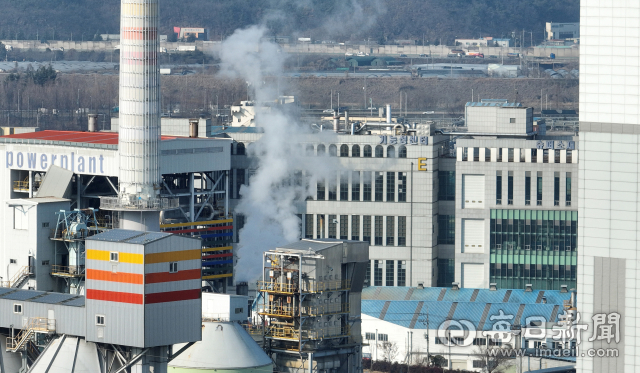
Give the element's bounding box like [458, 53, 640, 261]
[219, 25, 341, 283]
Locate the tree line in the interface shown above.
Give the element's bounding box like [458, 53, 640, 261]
[0, 0, 577, 45]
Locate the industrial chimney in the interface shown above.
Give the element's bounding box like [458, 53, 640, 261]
[101, 0, 164, 231]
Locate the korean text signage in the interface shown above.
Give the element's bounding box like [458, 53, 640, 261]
[379, 135, 429, 146]
[536, 140, 575, 150]
[5, 151, 106, 174]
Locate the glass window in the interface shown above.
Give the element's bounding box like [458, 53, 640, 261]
[363, 215, 372, 244]
[386, 216, 395, 246]
[490, 209, 578, 290]
[437, 258, 455, 287]
[399, 145, 407, 158]
[316, 214, 324, 239]
[363, 172, 372, 201]
[374, 216, 383, 245]
[340, 215, 348, 239]
[317, 144, 326, 156]
[398, 217, 406, 246]
[386, 172, 395, 202]
[398, 172, 407, 202]
[329, 144, 337, 157]
[386, 260, 395, 286]
[437, 215, 455, 245]
[328, 175, 337, 201]
[438, 171, 455, 201]
[351, 215, 360, 241]
[305, 214, 313, 239]
[375, 172, 384, 201]
[365, 261, 371, 286]
[387, 145, 395, 158]
[554, 172, 560, 206]
[508, 171, 513, 205]
[374, 260, 382, 286]
[375, 145, 384, 158]
[340, 172, 348, 201]
[363, 145, 372, 157]
[340, 144, 349, 157]
[328, 215, 337, 238]
[317, 179, 325, 200]
[352, 144, 361, 157]
[352, 171, 361, 201]
[496, 171, 502, 205]
[525, 172, 531, 205]
[566, 172, 572, 206]
[397, 261, 406, 286]
[236, 142, 246, 155]
[537, 172, 543, 205]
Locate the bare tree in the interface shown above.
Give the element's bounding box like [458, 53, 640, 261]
[475, 346, 511, 373]
[378, 341, 399, 362]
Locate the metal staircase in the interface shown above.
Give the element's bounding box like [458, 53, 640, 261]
[1, 266, 32, 288]
[5, 317, 54, 352]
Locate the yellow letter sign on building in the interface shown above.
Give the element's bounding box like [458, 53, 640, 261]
[417, 158, 428, 171]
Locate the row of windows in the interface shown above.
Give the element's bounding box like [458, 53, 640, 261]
[306, 215, 406, 247]
[461, 148, 574, 164]
[366, 260, 407, 287]
[307, 144, 408, 158]
[365, 332, 389, 341]
[497, 171, 572, 207]
[316, 171, 407, 202]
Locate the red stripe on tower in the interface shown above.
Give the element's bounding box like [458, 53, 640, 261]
[145, 289, 201, 304]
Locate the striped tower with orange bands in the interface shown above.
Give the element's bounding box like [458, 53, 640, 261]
[118, 0, 161, 205]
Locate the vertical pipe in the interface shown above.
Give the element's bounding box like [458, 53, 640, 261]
[189, 173, 195, 222]
[76, 175, 81, 209]
[386, 104, 391, 124]
[225, 171, 229, 217]
[28, 171, 33, 198]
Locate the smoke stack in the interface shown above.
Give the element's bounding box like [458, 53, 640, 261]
[103, 0, 162, 231]
[189, 119, 199, 138]
[386, 104, 391, 124]
[333, 111, 339, 132]
[344, 111, 349, 129]
[88, 114, 98, 132]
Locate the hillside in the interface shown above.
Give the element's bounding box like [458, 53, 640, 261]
[0, 0, 578, 45]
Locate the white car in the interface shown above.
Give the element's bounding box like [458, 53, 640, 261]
[422, 111, 435, 114]
[323, 109, 334, 113]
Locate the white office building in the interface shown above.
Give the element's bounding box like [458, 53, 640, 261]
[578, 2, 640, 372]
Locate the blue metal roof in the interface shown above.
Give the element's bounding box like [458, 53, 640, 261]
[87, 229, 171, 244]
[362, 287, 572, 330]
[208, 126, 264, 136]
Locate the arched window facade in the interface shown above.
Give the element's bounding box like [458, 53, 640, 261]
[329, 144, 338, 157]
[375, 145, 384, 158]
[399, 145, 407, 158]
[387, 145, 395, 158]
[363, 145, 372, 158]
[317, 144, 326, 156]
[352, 144, 361, 157]
[237, 142, 246, 155]
[340, 144, 349, 157]
[306, 144, 315, 156]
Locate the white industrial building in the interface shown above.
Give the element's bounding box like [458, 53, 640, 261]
[577, 2, 639, 372]
[361, 285, 576, 371]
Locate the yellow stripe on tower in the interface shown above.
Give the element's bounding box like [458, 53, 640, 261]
[160, 218, 233, 229]
[86, 250, 144, 264]
[145, 249, 201, 264]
